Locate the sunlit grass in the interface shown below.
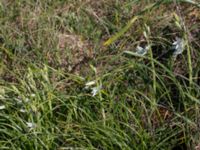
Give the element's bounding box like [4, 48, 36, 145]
[0, 0, 200, 149]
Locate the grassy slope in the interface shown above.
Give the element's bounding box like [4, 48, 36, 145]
[0, 0, 200, 149]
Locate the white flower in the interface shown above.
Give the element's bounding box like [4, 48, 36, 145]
[172, 37, 185, 57]
[85, 80, 102, 96]
[26, 122, 36, 129]
[91, 85, 102, 97]
[135, 45, 150, 56]
[0, 105, 5, 110]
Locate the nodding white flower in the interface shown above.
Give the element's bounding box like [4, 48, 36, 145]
[0, 105, 5, 110]
[172, 37, 185, 57]
[91, 85, 102, 97]
[135, 45, 150, 56]
[26, 122, 36, 129]
[85, 80, 96, 89]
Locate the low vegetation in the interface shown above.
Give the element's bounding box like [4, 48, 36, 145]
[0, 0, 200, 149]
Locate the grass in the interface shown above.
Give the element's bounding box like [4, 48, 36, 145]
[0, 0, 200, 149]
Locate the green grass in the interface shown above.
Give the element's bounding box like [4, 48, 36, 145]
[0, 0, 200, 149]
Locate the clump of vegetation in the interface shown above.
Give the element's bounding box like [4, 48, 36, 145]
[0, 0, 200, 149]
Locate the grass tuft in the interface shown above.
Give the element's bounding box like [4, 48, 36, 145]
[0, 0, 200, 149]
